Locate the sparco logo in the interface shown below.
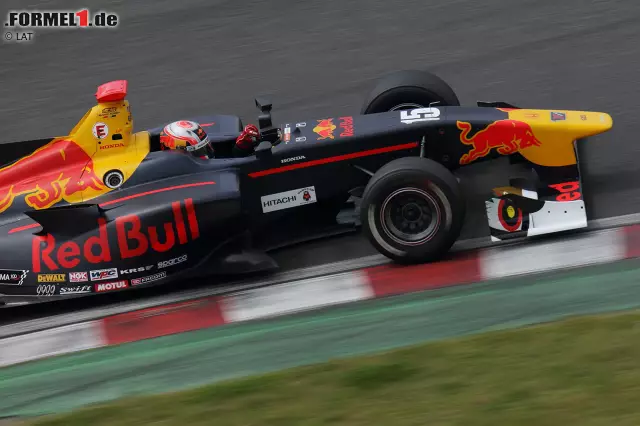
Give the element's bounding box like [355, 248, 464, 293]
[94, 280, 129, 293]
[32, 198, 200, 272]
[158, 255, 187, 269]
[281, 156, 306, 164]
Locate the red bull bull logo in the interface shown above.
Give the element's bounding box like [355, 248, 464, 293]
[0, 139, 104, 214]
[457, 119, 543, 165]
[313, 119, 337, 140]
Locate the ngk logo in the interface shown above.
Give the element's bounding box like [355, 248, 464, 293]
[94, 280, 128, 293]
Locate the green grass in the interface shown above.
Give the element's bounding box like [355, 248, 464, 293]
[26, 309, 640, 426]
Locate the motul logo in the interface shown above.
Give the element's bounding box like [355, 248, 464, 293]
[94, 280, 129, 293]
[31, 198, 200, 273]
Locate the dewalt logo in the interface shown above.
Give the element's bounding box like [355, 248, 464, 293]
[38, 274, 66, 283]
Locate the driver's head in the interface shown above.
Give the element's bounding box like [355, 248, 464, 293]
[160, 120, 213, 158]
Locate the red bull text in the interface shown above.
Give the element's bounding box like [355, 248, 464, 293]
[457, 119, 543, 165]
[339, 116, 354, 137]
[0, 139, 104, 213]
[31, 198, 200, 272]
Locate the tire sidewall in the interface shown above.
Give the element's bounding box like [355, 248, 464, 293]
[361, 165, 463, 263]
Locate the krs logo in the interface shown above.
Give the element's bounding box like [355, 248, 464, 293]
[90, 268, 118, 282]
[400, 107, 441, 124]
[158, 255, 187, 269]
[32, 198, 200, 272]
[120, 266, 153, 275]
[94, 280, 129, 293]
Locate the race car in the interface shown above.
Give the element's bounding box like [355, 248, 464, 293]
[0, 71, 613, 303]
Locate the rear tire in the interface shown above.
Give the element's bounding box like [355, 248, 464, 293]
[361, 70, 460, 114]
[360, 157, 465, 264]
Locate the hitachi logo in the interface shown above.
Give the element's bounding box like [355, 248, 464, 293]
[263, 195, 296, 207]
[281, 156, 306, 164]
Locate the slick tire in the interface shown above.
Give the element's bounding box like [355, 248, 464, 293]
[361, 157, 465, 264]
[361, 70, 461, 114]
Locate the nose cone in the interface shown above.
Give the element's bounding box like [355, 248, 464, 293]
[508, 109, 614, 139]
[596, 112, 613, 132]
[567, 111, 613, 138]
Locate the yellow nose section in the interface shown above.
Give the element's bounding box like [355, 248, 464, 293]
[503, 109, 613, 167]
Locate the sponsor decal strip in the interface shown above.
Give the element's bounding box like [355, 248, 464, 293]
[7, 226, 640, 367]
[261, 187, 317, 213]
[0, 269, 29, 285]
[248, 142, 419, 178]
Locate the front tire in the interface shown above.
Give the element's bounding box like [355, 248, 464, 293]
[361, 157, 465, 264]
[361, 70, 460, 114]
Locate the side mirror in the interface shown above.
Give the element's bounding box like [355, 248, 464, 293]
[255, 97, 273, 130]
[255, 141, 273, 160]
[255, 97, 273, 113]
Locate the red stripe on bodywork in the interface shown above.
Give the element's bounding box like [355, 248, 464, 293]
[8, 223, 41, 234]
[8, 181, 216, 234]
[249, 142, 419, 178]
[99, 181, 216, 207]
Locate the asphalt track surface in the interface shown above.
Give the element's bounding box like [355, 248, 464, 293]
[3, 258, 640, 418]
[0, 2, 639, 273]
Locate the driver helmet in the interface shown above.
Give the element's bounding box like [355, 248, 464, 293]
[160, 120, 213, 159]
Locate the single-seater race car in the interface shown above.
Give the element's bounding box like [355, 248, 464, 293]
[0, 71, 612, 304]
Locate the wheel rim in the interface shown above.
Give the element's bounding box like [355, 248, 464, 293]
[388, 103, 425, 111]
[380, 188, 441, 246]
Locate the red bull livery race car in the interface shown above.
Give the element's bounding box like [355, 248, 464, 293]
[0, 71, 612, 304]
